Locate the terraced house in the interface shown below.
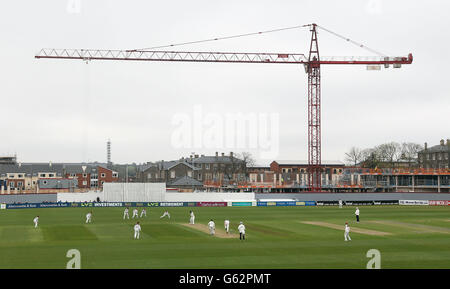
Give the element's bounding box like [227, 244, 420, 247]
[418, 139, 450, 169]
[0, 159, 119, 194]
[138, 152, 246, 189]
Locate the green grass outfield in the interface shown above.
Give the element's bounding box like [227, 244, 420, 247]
[0, 205, 449, 269]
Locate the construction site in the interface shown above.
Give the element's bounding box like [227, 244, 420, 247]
[33, 23, 417, 193]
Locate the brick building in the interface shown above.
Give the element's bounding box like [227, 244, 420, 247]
[138, 152, 246, 187]
[418, 139, 450, 169]
[0, 162, 118, 194]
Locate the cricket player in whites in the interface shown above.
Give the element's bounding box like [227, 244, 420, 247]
[86, 211, 93, 223]
[132, 208, 139, 219]
[160, 210, 171, 219]
[189, 210, 195, 224]
[33, 216, 39, 228]
[344, 222, 351, 241]
[238, 222, 246, 240]
[355, 207, 360, 223]
[224, 219, 230, 234]
[140, 208, 147, 218]
[134, 221, 141, 240]
[208, 219, 215, 235]
[123, 207, 130, 219]
[338, 199, 343, 208]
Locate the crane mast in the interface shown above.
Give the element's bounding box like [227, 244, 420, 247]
[35, 24, 413, 192]
[307, 24, 321, 192]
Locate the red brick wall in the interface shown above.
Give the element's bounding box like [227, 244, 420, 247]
[270, 161, 280, 173]
[98, 166, 119, 188]
[75, 173, 90, 188]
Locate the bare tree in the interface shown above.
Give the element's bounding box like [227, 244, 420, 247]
[375, 142, 402, 169]
[401, 142, 423, 167]
[220, 152, 250, 184]
[361, 148, 378, 168]
[344, 147, 363, 166]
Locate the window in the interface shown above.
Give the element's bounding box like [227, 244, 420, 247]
[83, 173, 87, 178]
[101, 173, 106, 178]
[18, 174, 23, 178]
[187, 171, 192, 177]
[82, 181, 87, 186]
[9, 182, 14, 188]
[43, 180, 48, 185]
[9, 174, 15, 178]
[205, 164, 210, 170]
[17, 182, 23, 187]
[40, 173, 46, 178]
[148, 173, 152, 179]
[48, 174, 54, 177]
[170, 171, 175, 178]
[198, 174, 202, 180]
[112, 173, 118, 178]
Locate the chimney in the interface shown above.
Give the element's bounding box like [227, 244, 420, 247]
[49, 161, 52, 167]
[440, 139, 445, 146]
[447, 139, 450, 146]
[230, 151, 234, 158]
[221, 153, 224, 157]
[215, 152, 218, 157]
[424, 142, 427, 150]
[195, 154, 199, 158]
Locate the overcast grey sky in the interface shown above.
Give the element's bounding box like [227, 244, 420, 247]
[1, 0, 449, 166]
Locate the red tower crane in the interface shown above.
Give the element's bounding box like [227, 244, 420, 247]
[35, 23, 413, 192]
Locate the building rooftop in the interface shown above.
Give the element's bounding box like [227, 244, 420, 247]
[167, 176, 203, 187]
[272, 160, 345, 166]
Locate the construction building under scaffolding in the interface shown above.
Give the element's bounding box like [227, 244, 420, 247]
[234, 167, 450, 193]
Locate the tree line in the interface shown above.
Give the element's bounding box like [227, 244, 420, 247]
[344, 142, 423, 169]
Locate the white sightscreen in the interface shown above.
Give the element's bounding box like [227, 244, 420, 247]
[102, 183, 166, 202]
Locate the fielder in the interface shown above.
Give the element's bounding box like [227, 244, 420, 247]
[86, 211, 92, 223]
[33, 216, 39, 228]
[140, 208, 147, 218]
[189, 210, 195, 224]
[344, 222, 351, 241]
[134, 222, 141, 240]
[208, 219, 215, 235]
[355, 207, 360, 223]
[338, 199, 343, 208]
[224, 219, 230, 234]
[132, 208, 139, 219]
[160, 210, 171, 219]
[123, 207, 130, 219]
[238, 221, 246, 240]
